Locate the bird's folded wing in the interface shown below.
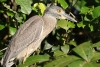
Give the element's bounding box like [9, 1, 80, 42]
[1, 15, 44, 64]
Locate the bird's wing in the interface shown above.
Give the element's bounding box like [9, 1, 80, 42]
[1, 15, 44, 64]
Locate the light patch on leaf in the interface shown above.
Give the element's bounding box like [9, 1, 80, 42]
[33, 3, 46, 15]
[57, 19, 69, 30]
[15, 0, 32, 14]
[92, 6, 100, 18]
[58, 0, 68, 9]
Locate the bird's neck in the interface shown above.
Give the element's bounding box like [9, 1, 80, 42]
[43, 14, 57, 24]
[40, 14, 57, 39]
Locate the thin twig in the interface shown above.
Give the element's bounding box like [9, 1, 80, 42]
[0, 47, 7, 52]
[69, 12, 76, 19]
[3, 3, 17, 14]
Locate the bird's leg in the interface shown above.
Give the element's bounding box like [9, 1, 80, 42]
[36, 46, 41, 54]
[22, 52, 28, 64]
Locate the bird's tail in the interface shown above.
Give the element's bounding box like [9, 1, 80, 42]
[1, 57, 14, 67]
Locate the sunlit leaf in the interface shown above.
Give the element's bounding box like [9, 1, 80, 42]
[15, 14, 23, 22]
[77, 21, 86, 29]
[9, 27, 16, 35]
[91, 52, 100, 61]
[61, 44, 69, 54]
[38, 3, 46, 15]
[81, 0, 86, 7]
[7, 11, 14, 18]
[52, 46, 60, 52]
[44, 55, 80, 67]
[18, 55, 50, 67]
[80, 6, 90, 14]
[44, 40, 52, 50]
[57, 19, 69, 30]
[73, 0, 81, 10]
[92, 41, 100, 47]
[73, 41, 94, 62]
[88, 24, 94, 31]
[92, 6, 100, 18]
[15, 0, 32, 14]
[53, 50, 64, 57]
[33, 3, 46, 15]
[69, 40, 77, 46]
[68, 59, 85, 67]
[83, 61, 100, 67]
[84, 16, 91, 21]
[67, 21, 75, 28]
[58, 0, 68, 9]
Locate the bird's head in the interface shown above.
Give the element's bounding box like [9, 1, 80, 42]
[44, 5, 77, 22]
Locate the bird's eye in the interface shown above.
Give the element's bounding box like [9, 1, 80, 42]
[57, 9, 61, 13]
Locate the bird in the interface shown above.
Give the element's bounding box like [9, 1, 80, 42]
[1, 5, 77, 67]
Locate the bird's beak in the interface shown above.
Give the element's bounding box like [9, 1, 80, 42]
[61, 13, 77, 22]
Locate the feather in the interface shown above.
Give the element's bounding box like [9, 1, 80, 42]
[1, 15, 44, 67]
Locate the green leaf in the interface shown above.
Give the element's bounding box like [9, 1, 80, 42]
[77, 21, 86, 28]
[0, 0, 6, 2]
[92, 6, 100, 18]
[38, 3, 46, 15]
[7, 11, 14, 18]
[92, 41, 100, 47]
[67, 21, 75, 28]
[18, 55, 50, 67]
[15, 14, 23, 22]
[15, 0, 32, 14]
[80, 6, 90, 14]
[3, 3, 17, 13]
[57, 19, 69, 30]
[69, 40, 77, 46]
[44, 55, 80, 67]
[80, 0, 86, 7]
[0, 24, 5, 30]
[33, 3, 46, 15]
[44, 40, 52, 50]
[73, 41, 94, 62]
[58, 0, 68, 9]
[73, 0, 81, 10]
[95, 0, 100, 3]
[84, 16, 91, 21]
[61, 44, 69, 54]
[52, 46, 60, 52]
[91, 52, 100, 61]
[92, 41, 100, 51]
[53, 50, 64, 57]
[0, 52, 3, 59]
[88, 24, 94, 31]
[9, 27, 16, 35]
[0, 10, 4, 13]
[68, 59, 85, 67]
[83, 61, 100, 67]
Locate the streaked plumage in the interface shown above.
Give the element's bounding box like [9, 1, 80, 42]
[1, 5, 77, 67]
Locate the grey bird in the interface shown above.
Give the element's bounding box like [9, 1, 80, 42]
[1, 5, 77, 67]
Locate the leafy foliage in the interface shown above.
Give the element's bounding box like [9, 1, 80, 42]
[0, 0, 100, 67]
